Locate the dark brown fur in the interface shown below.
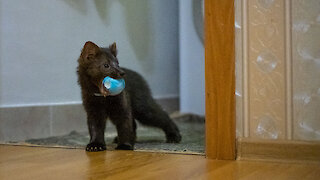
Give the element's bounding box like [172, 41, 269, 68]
[77, 41, 181, 151]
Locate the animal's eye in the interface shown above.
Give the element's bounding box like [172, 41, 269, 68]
[104, 64, 110, 68]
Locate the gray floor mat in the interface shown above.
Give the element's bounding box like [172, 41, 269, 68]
[24, 113, 205, 154]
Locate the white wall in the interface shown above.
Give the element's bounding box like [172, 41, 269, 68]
[0, 0, 179, 107]
[179, 0, 205, 115]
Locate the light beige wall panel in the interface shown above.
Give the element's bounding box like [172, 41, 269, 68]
[235, 0, 243, 137]
[248, 0, 286, 139]
[292, 0, 320, 141]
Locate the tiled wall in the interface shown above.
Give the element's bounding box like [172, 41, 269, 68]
[0, 98, 178, 142]
[0, 104, 87, 142]
[236, 0, 320, 141]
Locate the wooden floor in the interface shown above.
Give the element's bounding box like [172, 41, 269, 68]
[0, 145, 319, 180]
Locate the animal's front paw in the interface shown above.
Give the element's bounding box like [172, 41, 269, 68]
[115, 143, 134, 150]
[86, 142, 106, 152]
[166, 132, 182, 143]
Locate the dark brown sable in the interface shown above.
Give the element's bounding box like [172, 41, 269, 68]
[77, 41, 181, 151]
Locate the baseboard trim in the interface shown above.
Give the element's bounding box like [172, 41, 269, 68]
[237, 138, 320, 162]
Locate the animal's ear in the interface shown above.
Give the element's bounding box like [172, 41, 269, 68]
[109, 42, 117, 57]
[81, 41, 100, 60]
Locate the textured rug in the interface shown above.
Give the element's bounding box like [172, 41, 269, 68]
[24, 113, 205, 154]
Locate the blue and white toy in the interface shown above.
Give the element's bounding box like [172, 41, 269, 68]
[103, 76, 125, 96]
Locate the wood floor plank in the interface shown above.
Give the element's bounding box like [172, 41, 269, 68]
[0, 145, 319, 180]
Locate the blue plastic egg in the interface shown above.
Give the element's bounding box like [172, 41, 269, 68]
[102, 76, 125, 96]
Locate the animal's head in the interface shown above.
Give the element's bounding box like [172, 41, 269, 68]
[78, 41, 125, 96]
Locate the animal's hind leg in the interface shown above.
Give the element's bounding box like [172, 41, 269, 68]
[133, 102, 181, 143]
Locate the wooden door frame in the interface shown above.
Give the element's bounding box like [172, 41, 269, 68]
[205, 0, 236, 160]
